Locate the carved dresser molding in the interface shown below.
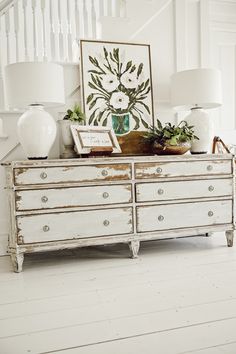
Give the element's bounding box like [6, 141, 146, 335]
[2, 154, 235, 272]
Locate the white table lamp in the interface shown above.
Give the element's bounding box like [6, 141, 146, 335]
[5, 62, 65, 159]
[171, 68, 222, 154]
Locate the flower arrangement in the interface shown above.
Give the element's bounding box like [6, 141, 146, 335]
[86, 47, 152, 133]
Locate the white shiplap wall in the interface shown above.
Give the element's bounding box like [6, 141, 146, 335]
[0, 0, 235, 255]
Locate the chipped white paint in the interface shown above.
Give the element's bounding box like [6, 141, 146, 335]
[16, 184, 132, 211]
[135, 160, 232, 179]
[137, 200, 232, 233]
[17, 207, 133, 243]
[2, 154, 234, 272]
[14, 163, 132, 185]
[136, 178, 232, 202]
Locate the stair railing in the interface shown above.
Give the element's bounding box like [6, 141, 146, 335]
[0, 0, 127, 108]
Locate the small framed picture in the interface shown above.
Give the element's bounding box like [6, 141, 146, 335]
[70, 125, 121, 154]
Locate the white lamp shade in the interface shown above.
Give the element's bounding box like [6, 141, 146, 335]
[170, 68, 222, 110]
[5, 62, 65, 109]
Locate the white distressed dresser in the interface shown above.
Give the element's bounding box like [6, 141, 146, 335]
[3, 154, 235, 272]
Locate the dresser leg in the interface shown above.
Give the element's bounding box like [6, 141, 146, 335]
[129, 240, 140, 258]
[11, 252, 24, 273]
[226, 230, 234, 247]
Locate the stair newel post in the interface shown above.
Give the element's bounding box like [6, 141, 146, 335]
[31, 0, 38, 61]
[13, 1, 19, 62]
[58, 0, 64, 61]
[49, 0, 56, 61]
[22, 0, 29, 61]
[90, 0, 97, 39]
[82, 0, 88, 39]
[5, 10, 10, 64]
[66, 0, 73, 62]
[40, 0, 47, 61]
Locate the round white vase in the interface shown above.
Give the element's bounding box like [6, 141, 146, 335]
[184, 108, 213, 154]
[17, 105, 57, 159]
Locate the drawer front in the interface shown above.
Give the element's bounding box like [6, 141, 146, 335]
[14, 163, 131, 185]
[137, 200, 232, 232]
[17, 207, 133, 243]
[136, 179, 232, 202]
[16, 184, 132, 211]
[135, 160, 232, 179]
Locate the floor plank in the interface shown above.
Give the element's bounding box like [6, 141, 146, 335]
[0, 232, 236, 354]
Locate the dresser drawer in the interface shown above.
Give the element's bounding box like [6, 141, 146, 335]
[136, 178, 232, 202]
[14, 163, 131, 185]
[137, 200, 232, 232]
[17, 207, 133, 243]
[135, 160, 232, 179]
[16, 184, 132, 211]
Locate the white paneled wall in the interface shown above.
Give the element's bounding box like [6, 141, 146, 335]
[0, 0, 236, 255]
[210, 0, 236, 133]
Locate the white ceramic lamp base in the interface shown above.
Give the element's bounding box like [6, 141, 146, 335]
[185, 108, 213, 154]
[17, 105, 57, 159]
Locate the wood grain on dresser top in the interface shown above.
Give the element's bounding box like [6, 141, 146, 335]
[2, 153, 235, 272]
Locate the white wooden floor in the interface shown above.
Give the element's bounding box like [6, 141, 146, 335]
[1, 232, 236, 354]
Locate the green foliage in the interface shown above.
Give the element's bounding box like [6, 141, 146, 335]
[63, 104, 85, 123]
[143, 119, 199, 146]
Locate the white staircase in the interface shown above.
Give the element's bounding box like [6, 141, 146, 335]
[0, 0, 129, 107]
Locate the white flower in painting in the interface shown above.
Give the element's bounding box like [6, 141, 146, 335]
[97, 99, 107, 112]
[110, 92, 129, 110]
[120, 72, 139, 89]
[102, 74, 119, 92]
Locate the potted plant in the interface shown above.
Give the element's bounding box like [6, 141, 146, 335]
[59, 103, 85, 158]
[143, 119, 199, 155]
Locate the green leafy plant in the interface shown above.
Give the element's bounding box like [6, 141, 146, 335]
[143, 119, 199, 146]
[63, 103, 85, 123]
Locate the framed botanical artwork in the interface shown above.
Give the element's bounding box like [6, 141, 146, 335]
[80, 39, 154, 137]
[70, 125, 121, 154]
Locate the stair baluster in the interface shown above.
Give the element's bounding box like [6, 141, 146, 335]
[13, 1, 19, 61]
[40, 0, 47, 61]
[5, 10, 10, 64]
[66, 0, 73, 62]
[49, 0, 56, 61]
[22, 0, 29, 61]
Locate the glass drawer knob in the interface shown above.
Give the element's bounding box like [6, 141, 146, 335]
[207, 165, 213, 171]
[43, 225, 50, 232]
[208, 185, 214, 192]
[41, 196, 48, 203]
[103, 220, 110, 226]
[156, 167, 162, 173]
[158, 215, 164, 222]
[40, 172, 47, 179]
[103, 192, 109, 199]
[101, 170, 108, 176]
[158, 189, 164, 195]
[208, 211, 214, 217]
